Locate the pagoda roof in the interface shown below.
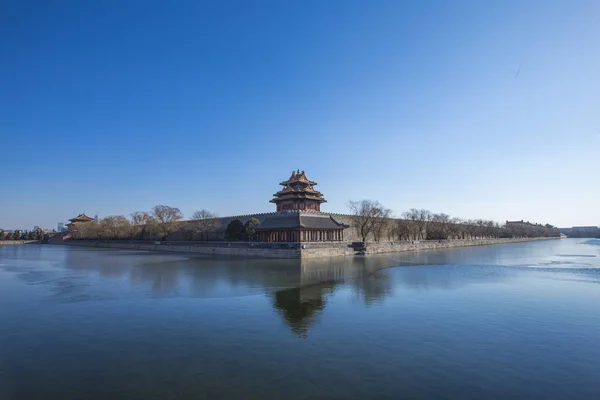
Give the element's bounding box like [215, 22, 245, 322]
[68, 213, 95, 223]
[255, 213, 346, 230]
[279, 170, 317, 186]
[274, 185, 322, 196]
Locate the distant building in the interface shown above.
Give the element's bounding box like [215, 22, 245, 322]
[573, 226, 599, 232]
[559, 226, 600, 238]
[66, 213, 95, 229]
[33, 226, 39, 231]
[58, 222, 64, 232]
[506, 220, 547, 228]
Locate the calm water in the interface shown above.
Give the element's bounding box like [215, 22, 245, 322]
[1, 239, 600, 399]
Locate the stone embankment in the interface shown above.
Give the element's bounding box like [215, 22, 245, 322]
[55, 237, 559, 259]
[59, 240, 302, 258]
[303, 237, 559, 258]
[0, 240, 40, 245]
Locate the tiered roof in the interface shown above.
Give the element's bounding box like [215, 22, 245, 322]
[68, 213, 95, 223]
[279, 170, 316, 186]
[270, 170, 327, 205]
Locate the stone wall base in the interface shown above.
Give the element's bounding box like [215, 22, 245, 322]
[361, 237, 558, 255]
[54, 237, 560, 259]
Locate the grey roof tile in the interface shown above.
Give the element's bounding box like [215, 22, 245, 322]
[256, 213, 346, 230]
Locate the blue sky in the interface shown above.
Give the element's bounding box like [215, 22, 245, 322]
[1, 0, 599, 230]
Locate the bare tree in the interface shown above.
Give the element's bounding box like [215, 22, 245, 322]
[69, 220, 102, 240]
[402, 209, 432, 240]
[372, 211, 393, 241]
[130, 211, 157, 239]
[190, 209, 219, 241]
[348, 200, 392, 242]
[385, 221, 397, 241]
[429, 213, 452, 240]
[151, 205, 183, 240]
[100, 216, 131, 239]
[394, 218, 411, 240]
[447, 217, 463, 239]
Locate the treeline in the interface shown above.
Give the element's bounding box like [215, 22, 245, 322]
[348, 200, 561, 242]
[70, 205, 188, 241]
[0, 229, 45, 241]
[68, 205, 255, 241]
[69, 203, 261, 242]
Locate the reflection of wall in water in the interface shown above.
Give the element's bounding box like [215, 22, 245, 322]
[299, 257, 364, 287]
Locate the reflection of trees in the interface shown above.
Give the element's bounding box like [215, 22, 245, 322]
[272, 281, 337, 338]
[129, 262, 181, 295]
[64, 249, 183, 295]
[351, 257, 393, 306]
[64, 249, 143, 279]
[353, 273, 392, 306]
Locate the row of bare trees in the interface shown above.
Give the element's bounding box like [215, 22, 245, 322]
[69, 205, 220, 241]
[67, 200, 561, 242]
[348, 200, 560, 242]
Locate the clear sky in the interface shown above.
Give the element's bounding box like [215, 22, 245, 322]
[1, 0, 599, 230]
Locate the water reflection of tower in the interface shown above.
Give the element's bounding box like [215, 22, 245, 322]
[272, 256, 395, 337]
[272, 281, 337, 339]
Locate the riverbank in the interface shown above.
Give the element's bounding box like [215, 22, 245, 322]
[54, 237, 560, 259]
[0, 240, 40, 245]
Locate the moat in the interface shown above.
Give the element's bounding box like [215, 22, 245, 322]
[1, 239, 600, 399]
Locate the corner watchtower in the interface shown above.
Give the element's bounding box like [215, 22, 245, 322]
[270, 170, 327, 212]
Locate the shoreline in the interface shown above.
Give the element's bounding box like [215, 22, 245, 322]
[0, 240, 41, 245]
[51, 237, 560, 259]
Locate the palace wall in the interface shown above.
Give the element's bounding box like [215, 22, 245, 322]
[164, 212, 368, 242]
[165, 212, 279, 241]
[90, 211, 558, 244]
[302, 237, 559, 258]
